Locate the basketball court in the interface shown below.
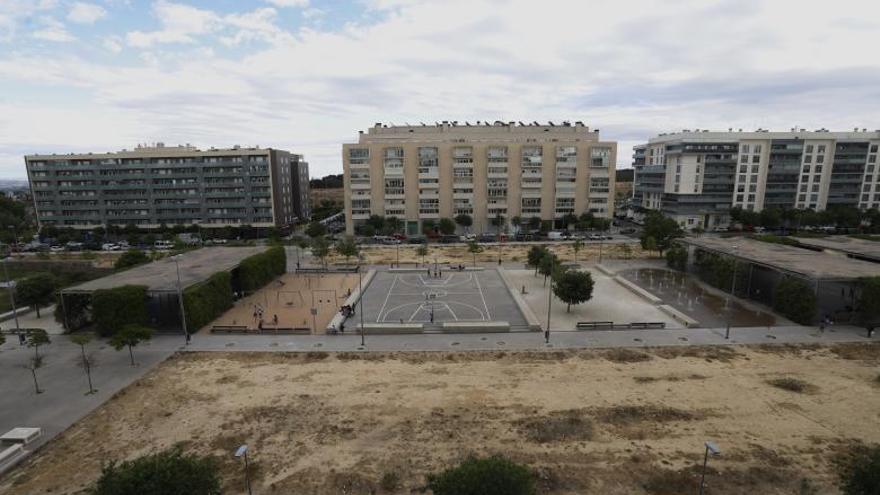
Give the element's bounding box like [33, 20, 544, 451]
[360, 269, 529, 326]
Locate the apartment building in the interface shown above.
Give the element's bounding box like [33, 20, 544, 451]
[24, 144, 310, 230]
[342, 121, 617, 235]
[632, 129, 880, 230]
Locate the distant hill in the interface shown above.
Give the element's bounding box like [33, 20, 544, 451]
[616, 168, 633, 182]
[0, 179, 29, 192]
[310, 174, 343, 189]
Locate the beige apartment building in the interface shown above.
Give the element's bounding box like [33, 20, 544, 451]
[343, 121, 617, 236]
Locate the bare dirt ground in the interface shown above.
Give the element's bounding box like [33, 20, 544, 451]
[3, 344, 878, 495]
[202, 272, 360, 334]
[338, 241, 653, 266]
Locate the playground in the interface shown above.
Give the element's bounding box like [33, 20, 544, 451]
[201, 272, 360, 334]
[359, 269, 529, 327]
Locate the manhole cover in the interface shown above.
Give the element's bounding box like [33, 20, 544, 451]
[678, 337, 688, 342]
[451, 342, 460, 346]
[765, 335, 777, 340]
[225, 342, 235, 347]
[269, 342, 279, 347]
[313, 342, 323, 347]
[480, 337, 487, 341]
[633, 338, 642, 342]
[496, 341, 505, 345]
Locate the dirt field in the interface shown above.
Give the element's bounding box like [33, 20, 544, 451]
[331, 241, 653, 266]
[203, 272, 360, 333]
[3, 344, 878, 495]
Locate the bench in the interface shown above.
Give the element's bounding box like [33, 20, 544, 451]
[211, 325, 248, 334]
[440, 321, 510, 333]
[576, 321, 615, 330]
[576, 322, 667, 330]
[356, 323, 424, 335]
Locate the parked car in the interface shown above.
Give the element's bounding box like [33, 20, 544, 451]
[459, 233, 476, 242]
[65, 241, 84, 251]
[102, 242, 120, 251]
[547, 231, 565, 241]
[154, 240, 174, 250]
[49, 245, 65, 253]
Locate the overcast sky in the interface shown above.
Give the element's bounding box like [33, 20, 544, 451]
[1, 0, 879, 179]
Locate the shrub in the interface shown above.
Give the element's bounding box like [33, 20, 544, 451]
[839, 445, 880, 495]
[665, 244, 688, 271]
[89, 446, 221, 495]
[238, 246, 286, 293]
[379, 471, 400, 491]
[183, 272, 233, 331]
[114, 249, 150, 270]
[91, 285, 148, 337]
[427, 455, 536, 495]
[552, 269, 594, 312]
[773, 276, 817, 325]
[55, 292, 92, 331]
[767, 377, 814, 393]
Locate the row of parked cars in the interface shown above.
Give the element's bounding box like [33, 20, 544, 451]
[358, 231, 615, 245]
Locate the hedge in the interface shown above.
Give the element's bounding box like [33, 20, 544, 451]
[238, 246, 286, 293]
[92, 285, 148, 337]
[54, 292, 92, 331]
[693, 249, 748, 295]
[183, 271, 233, 331]
[773, 276, 817, 325]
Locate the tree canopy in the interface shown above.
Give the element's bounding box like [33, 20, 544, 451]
[88, 446, 221, 495]
[15, 273, 57, 318]
[334, 236, 359, 264]
[427, 456, 535, 495]
[640, 212, 683, 255]
[305, 221, 327, 238]
[553, 269, 595, 312]
[110, 324, 153, 366]
[114, 249, 150, 270]
[438, 217, 457, 235]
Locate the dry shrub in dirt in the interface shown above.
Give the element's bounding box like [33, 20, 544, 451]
[766, 377, 816, 394]
[595, 405, 702, 425]
[633, 374, 708, 384]
[379, 471, 400, 491]
[641, 467, 700, 494]
[602, 348, 652, 363]
[651, 345, 741, 363]
[517, 409, 594, 443]
[830, 343, 880, 361]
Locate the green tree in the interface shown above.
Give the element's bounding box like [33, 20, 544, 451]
[422, 219, 437, 235]
[528, 216, 541, 231]
[383, 216, 403, 235]
[427, 455, 535, 495]
[641, 212, 683, 256]
[305, 221, 327, 238]
[26, 328, 51, 359]
[572, 239, 583, 263]
[773, 276, 817, 325]
[110, 324, 153, 366]
[760, 207, 782, 230]
[856, 276, 880, 333]
[491, 213, 506, 232]
[553, 269, 594, 312]
[438, 217, 457, 235]
[366, 214, 386, 232]
[114, 249, 150, 270]
[334, 236, 359, 264]
[70, 333, 96, 394]
[642, 235, 658, 255]
[467, 241, 483, 267]
[539, 251, 560, 287]
[840, 445, 880, 495]
[416, 244, 429, 264]
[561, 213, 578, 229]
[454, 214, 473, 232]
[665, 244, 688, 271]
[511, 216, 522, 233]
[16, 272, 57, 318]
[527, 246, 547, 276]
[88, 445, 221, 495]
[311, 236, 331, 269]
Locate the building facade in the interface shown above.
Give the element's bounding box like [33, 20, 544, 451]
[342, 122, 617, 235]
[632, 129, 880, 230]
[24, 144, 310, 230]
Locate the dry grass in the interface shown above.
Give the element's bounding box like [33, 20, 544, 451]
[602, 348, 653, 363]
[766, 377, 817, 394]
[517, 409, 595, 443]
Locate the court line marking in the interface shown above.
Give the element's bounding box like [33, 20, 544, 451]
[376, 274, 398, 323]
[473, 272, 491, 321]
[381, 300, 486, 323]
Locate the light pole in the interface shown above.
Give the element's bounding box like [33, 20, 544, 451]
[2, 257, 21, 344]
[358, 262, 365, 347]
[725, 245, 738, 340]
[545, 276, 553, 344]
[698, 441, 721, 495]
[172, 255, 190, 345]
[396, 242, 400, 268]
[598, 237, 604, 263]
[234, 445, 253, 495]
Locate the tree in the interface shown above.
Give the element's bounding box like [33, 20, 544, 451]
[71, 333, 96, 394]
[511, 216, 522, 233]
[26, 328, 51, 359]
[334, 236, 359, 264]
[467, 241, 483, 267]
[438, 217, 457, 235]
[760, 207, 782, 230]
[528, 216, 541, 231]
[840, 445, 880, 495]
[454, 214, 473, 232]
[665, 244, 688, 271]
[561, 213, 578, 229]
[527, 246, 547, 276]
[89, 445, 221, 495]
[539, 251, 560, 287]
[422, 219, 437, 235]
[383, 216, 403, 235]
[553, 269, 595, 312]
[856, 276, 880, 334]
[773, 276, 817, 325]
[427, 455, 535, 495]
[110, 324, 153, 366]
[16, 273, 57, 318]
[572, 239, 583, 263]
[416, 244, 429, 265]
[366, 214, 386, 232]
[491, 213, 506, 232]
[310, 237, 331, 269]
[305, 221, 327, 238]
[640, 212, 683, 256]
[114, 249, 150, 270]
[642, 235, 658, 255]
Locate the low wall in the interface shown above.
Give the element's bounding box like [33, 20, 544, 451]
[326, 269, 376, 333]
[497, 268, 542, 331]
[612, 276, 663, 305]
[595, 264, 616, 276]
[657, 304, 699, 328]
[356, 323, 424, 335]
[440, 321, 510, 333]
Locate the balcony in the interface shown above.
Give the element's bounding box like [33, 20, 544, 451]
[453, 191, 474, 199]
[350, 181, 371, 190]
[384, 192, 405, 200]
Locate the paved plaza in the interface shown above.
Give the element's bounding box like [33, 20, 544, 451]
[359, 269, 529, 327]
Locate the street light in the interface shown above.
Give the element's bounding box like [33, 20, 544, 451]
[545, 276, 553, 344]
[698, 441, 721, 495]
[358, 261, 365, 347]
[234, 444, 253, 495]
[172, 255, 190, 345]
[2, 257, 21, 344]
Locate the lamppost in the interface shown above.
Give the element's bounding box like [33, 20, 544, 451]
[545, 276, 553, 344]
[2, 257, 21, 344]
[698, 441, 721, 495]
[358, 261, 365, 347]
[598, 237, 604, 263]
[172, 255, 190, 345]
[234, 445, 253, 495]
[395, 242, 400, 268]
[725, 245, 738, 340]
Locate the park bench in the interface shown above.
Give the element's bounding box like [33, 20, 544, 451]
[575, 321, 615, 330]
[211, 325, 249, 334]
[576, 321, 666, 330]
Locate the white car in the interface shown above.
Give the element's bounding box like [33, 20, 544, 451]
[154, 240, 174, 250]
[102, 243, 120, 251]
[49, 245, 65, 253]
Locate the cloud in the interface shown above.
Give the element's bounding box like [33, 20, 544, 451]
[264, 0, 309, 7]
[32, 17, 76, 42]
[68, 2, 107, 24]
[102, 35, 122, 53]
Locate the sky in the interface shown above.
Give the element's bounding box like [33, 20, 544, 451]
[1, 0, 879, 179]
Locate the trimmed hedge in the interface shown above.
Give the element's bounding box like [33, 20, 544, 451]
[694, 249, 748, 294]
[773, 276, 817, 325]
[183, 272, 233, 331]
[92, 285, 148, 337]
[54, 292, 92, 331]
[238, 246, 286, 293]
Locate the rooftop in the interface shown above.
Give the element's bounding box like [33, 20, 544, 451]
[62, 246, 268, 293]
[355, 121, 606, 144]
[680, 237, 880, 281]
[646, 129, 880, 144]
[25, 144, 286, 160]
[793, 236, 880, 263]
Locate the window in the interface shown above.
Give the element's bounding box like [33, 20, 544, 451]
[799, 194, 806, 202]
[737, 185, 745, 192]
[736, 194, 744, 202]
[748, 194, 755, 202]
[754, 145, 762, 153]
[752, 155, 761, 163]
[800, 184, 808, 192]
[818, 145, 826, 153]
[750, 175, 758, 183]
[740, 154, 748, 163]
[815, 165, 823, 173]
[741, 144, 750, 154]
[676, 165, 681, 173]
[817, 155, 824, 163]
[806, 145, 814, 153]
[749, 184, 757, 192]
[739, 174, 746, 182]
[802, 175, 809, 182]
[870, 155, 877, 163]
[751, 165, 759, 173]
[804, 155, 812, 163]
[871, 144, 879, 153]
[803, 166, 811, 173]
[740, 165, 747, 173]
[812, 184, 820, 192]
